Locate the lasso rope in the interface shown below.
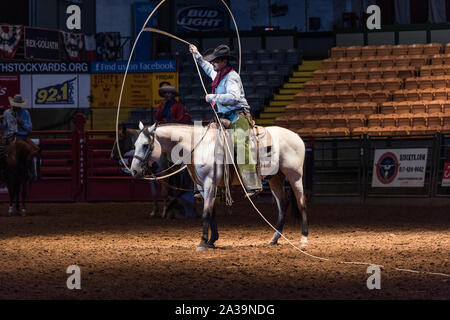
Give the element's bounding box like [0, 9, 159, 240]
[115, 0, 450, 278]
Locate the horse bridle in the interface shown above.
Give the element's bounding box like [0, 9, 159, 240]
[133, 123, 157, 174]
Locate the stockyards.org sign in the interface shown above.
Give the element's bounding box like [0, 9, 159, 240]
[175, 0, 229, 32]
[372, 148, 428, 187]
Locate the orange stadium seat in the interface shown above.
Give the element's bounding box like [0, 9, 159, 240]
[396, 101, 411, 114]
[442, 101, 450, 113]
[428, 112, 443, 127]
[379, 56, 395, 68]
[442, 53, 450, 64]
[350, 79, 366, 91]
[323, 92, 338, 104]
[371, 91, 391, 104]
[420, 88, 434, 101]
[327, 103, 343, 115]
[351, 57, 364, 68]
[322, 58, 337, 69]
[353, 68, 369, 80]
[312, 127, 330, 137]
[348, 114, 366, 129]
[275, 116, 289, 127]
[336, 57, 352, 69]
[365, 57, 380, 68]
[411, 101, 427, 113]
[312, 104, 328, 116]
[296, 127, 313, 137]
[376, 45, 393, 56]
[367, 67, 383, 79]
[346, 46, 362, 58]
[393, 90, 407, 101]
[329, 127, 350, 136]
[381, 67, 398, 79]
[303, 115, 318, 128]
[341, 102, 359, 115]
[397, 113, 412, 127]
[339, 91, 355, 103]
[367, 79, 383, 91]
[405, 78, 419, 90]
[368, 114, 384, 127]
[289, 116, 303, 129]
[395, 55, 411, 67]
[355, 91, 371, 103]
[418, 77, 433, 89]
[351, 126, 368, 136]
[313, 69, 326, 80]
[406, 89, 421, 101]
[431, 76, 447, 89]
[325, 70, 339, 80]
[396, 67, 415, 78]
[383, 78, 403, 91]
[285, 105, 299, 117]
[445, 43, 450, 54]
[317, 115, 333, 128]
[381, 102, 396, 114]
[366, 126, 384, 136]
[420, 65, 433, 76]
[427, 101, 443, 113]
[410, 55, 428, 68]
[407, 44, 424, 55]
[359, 102, 378, 116]
[433, 89, 448, 100]
[361, 45, 377, 57]
[309, 92, 323, 104]
[297, 104, 314, 115]
[331, 114, 347, 128]
[303, 81, 320, 93]
[335, 79, 350, 91]
[431, 54, 444, 65]
[294, 92, 309, 104]
[319, 81, 335, 92]
[392, 44, 408, 56]
[382, 114, 398, 127]
[339, 69, 353, 80]
[331, 47, 346, 58]
[423, 43, 442, 55]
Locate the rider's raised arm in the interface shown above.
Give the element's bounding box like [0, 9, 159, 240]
[192, 51, 217, 80]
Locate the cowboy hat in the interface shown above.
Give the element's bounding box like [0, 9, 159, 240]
[203, 44, 237, 62]
[158, 85, 179, 97]
[8, 94, 28, 107]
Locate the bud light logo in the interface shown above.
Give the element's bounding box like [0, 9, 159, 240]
[177, 6, 226, 32]
[376, 152, 398, 184]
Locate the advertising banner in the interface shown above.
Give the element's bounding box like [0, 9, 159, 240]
[0, 75, 20, 110]
[133, 2, 158, 61]
[442, 162, 450, 187]
[175, 0, 230, 32]
[151, 72, 179, 107]
[24, 27, 60, 61]
[371, 148, 428, 187]
[21, 74, 90, 109]
[0, 62, 90, 74]
[91, 60, 176, 74]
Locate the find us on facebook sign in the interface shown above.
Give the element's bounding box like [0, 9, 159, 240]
[90, 60, 177, 74]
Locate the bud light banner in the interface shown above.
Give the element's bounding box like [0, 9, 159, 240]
[175, 0, 230, 32]
[371, 149, 428, 188]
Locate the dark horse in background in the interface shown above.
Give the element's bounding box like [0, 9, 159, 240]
[0, 137, 39, 216]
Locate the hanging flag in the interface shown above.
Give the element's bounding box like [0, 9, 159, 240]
[0, 24, 23, 59]
[61, 31, 85, 61]
[96, 32, 121, 61]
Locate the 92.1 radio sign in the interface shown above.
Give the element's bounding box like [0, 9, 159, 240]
[35, 78, 76, 105]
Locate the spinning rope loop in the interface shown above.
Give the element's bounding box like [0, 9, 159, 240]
[114, 0, 450, 278]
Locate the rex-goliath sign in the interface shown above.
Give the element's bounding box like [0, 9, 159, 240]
[175, 0, 229, 32]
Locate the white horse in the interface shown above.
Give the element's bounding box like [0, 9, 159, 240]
[130, 121, 308, 250]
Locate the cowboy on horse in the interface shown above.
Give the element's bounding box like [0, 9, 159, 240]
[189, 44, 262, 196]
[0, 94, 40, 181]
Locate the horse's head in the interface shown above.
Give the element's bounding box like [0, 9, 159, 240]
[130, 122, 161, 178]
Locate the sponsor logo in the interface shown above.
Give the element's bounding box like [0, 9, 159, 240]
[177, 6, 225, 31]
[376, 152, 398, 184]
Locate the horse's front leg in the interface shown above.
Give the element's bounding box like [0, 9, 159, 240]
[268, 173, 288, 245]
[197, 178, 216, 251]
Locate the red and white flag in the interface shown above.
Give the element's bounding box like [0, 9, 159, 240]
[0, 24, 23, 59]
[61, 31, 85, 61]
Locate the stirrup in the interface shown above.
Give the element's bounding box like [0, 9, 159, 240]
[246, 189, 262, 198]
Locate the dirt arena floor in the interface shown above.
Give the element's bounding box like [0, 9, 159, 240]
[0, 197, 448, 300]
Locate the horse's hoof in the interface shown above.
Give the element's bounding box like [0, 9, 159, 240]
[207, 243, 216, 249]
[269, 240, 278, 246]
[300, 236, 308, 248]
[196, 245, 208, 252]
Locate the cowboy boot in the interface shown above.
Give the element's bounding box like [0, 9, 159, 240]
[240, 168, 263, 197]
